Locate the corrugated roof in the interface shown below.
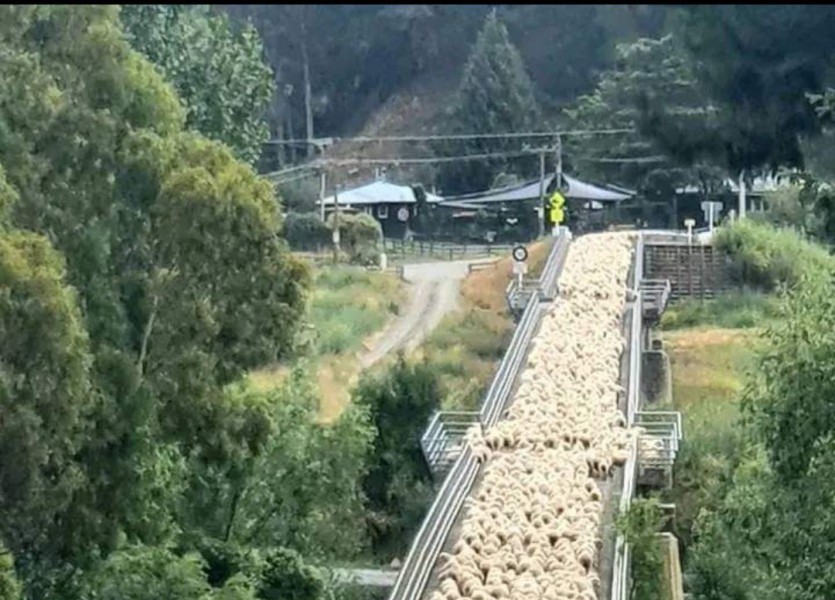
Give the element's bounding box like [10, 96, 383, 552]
[442, 174, 632, 205]
[320, 180, 444, 206]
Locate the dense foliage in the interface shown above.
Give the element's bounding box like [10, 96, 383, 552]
[121, 5, 274, 165]
[434, 11, 541, 194]
[353, 356, 442, 558]
[565, 35, 725, 200]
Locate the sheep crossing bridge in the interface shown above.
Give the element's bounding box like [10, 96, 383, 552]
[384, 231, 681, 600]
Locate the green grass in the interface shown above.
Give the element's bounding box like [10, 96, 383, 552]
[309, 266, 403, 356]
[248, 265, 404, 416]
[660, 291, 780, 331]
[714, 219, 835, 289]
[663, 327, 760, 555]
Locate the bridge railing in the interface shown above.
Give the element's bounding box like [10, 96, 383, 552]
[612, 232, 645, 600]
[396, 233, 570, 600]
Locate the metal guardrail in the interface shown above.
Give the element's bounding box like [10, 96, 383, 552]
[505, 233, 570, 315]
[635, 411, 683, 469]
[480, 293, 544, 428]
[420, 411, 481, 479]
[539, 233, 570, 300]
[611, 232, 645, 600]
[390, 232, 570, 600]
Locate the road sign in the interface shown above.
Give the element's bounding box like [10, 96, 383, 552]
[397, 207, 409, 222]
[512, 261, 528, 275]
[512, 245, 528, 263]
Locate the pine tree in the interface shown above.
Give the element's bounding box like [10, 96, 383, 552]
[436, 10, 541, 194]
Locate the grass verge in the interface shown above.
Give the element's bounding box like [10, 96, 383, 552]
[660, 291, 779, 331]
[663, 326, 760, 554]
[248, 265, 404, 420]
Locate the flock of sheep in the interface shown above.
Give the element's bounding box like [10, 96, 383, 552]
[429, 232, 637, 600]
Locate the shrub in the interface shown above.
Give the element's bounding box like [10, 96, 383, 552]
[328, 213, 382, 266]
[713, 219, 833, 290]
[616, 498, 664, 600]
[257, 547, 324, 600]
[353, 355, 441, 558]
[283, 212, 332, 251]
[660, 291, 780, 330]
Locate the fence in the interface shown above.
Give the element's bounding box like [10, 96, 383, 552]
[382, 238, 520, 261]
[643, 241, 736, 301]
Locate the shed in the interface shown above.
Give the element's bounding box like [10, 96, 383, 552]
[320, 180, 445, 238]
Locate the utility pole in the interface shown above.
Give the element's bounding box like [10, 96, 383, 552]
[332, 184, 341, 265]
[554, 136, 563, 236]
[738, 169, 747, 220]
[319, 170, 327, 222]
[538, 149, 546, 238]
[299, 10, 314, 159]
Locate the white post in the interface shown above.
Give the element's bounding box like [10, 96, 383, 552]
[319, 171, 327, 221]
[738, 170, 747, 220]
[708, 202, 715, 233]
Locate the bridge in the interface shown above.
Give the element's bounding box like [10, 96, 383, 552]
[382, 231, 682, 600]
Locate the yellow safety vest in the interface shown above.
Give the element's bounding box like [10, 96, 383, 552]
[549, 192, 565, 225]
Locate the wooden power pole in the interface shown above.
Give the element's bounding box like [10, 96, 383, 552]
[538, 150, 546, 238]
[332, 184, 341, 265]
[319, 170, 327, 221]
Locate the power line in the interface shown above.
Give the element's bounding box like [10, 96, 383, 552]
[262, 163, 316, 179]
[261, 150, 666, 179]
[575, 155, 667, 164]
[263, 128, 634, 146]
[318, 148, 546, 167]
[271, 170, 320, 186]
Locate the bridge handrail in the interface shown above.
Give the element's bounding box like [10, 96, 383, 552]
[391, 232, 570, 600]
[611, 232, 645, 600]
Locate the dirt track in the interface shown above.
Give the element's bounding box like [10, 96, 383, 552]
[359, 260, 476, 369]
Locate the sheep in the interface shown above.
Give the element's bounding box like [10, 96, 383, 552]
[427, 232, 639, 600]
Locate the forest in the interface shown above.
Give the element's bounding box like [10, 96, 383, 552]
[4, 4, 835, 600]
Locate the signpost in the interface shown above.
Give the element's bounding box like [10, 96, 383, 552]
[700, 201, 723, 233]
[512, 245, 529, 289]
[684, 218, 695, 245]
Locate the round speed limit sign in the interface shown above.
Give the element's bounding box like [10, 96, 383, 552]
[512, 245, 528, 263]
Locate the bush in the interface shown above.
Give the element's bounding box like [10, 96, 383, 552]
[713, 219, 834, 290]
[660, 291, 780, 330]
[616, 498, 664, 600]
[328, 213, 382, 266]
[257, 548, 324, 600]
[353, 355, 441, 558]
[282, 212, 332, 251]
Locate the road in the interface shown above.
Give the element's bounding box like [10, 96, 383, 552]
[358, 259, 486, 369]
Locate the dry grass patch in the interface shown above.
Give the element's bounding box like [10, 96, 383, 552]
[664, 328, 759, 424]
[417, 239, 550, 410]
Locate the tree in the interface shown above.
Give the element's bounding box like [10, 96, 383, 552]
[121, 5, 274, 165]
[353, 355, 441, 557]
[565, 35, 725, 202]
[435, 11, 541, 195]
[80, 545, 212, 599]
[0, 543, 22, 600]
[0, 230, 94, 568]
[670, 6, 835, 175]
[0, 6, 310, 592]
[180, 371, 373, 560]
